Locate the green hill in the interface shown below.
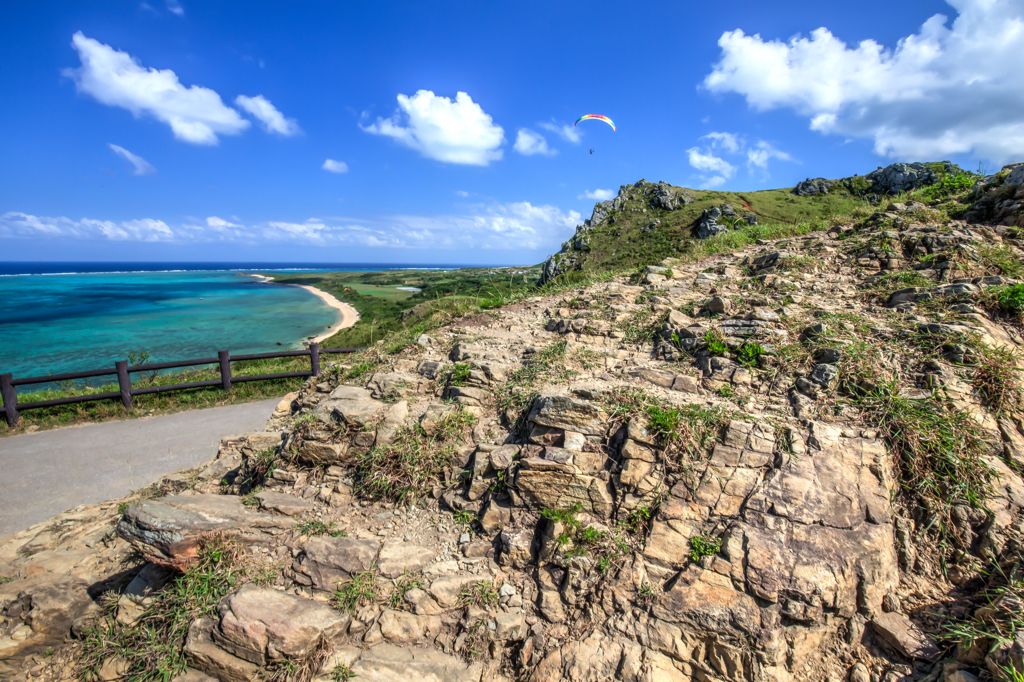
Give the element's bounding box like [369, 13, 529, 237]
[542, 161, 974, 280]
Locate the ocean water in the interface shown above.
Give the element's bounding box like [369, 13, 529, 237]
[0, 262, 461, 392]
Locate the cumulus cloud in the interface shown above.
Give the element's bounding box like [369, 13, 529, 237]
[361, 90, 505, 165]
[687, 148, 737, 177]
[108, 143, 157, 175]
[235, 95, 300, 136]
[578, 189, 615, 201]
[1, 201, 580, 252]
[539, 121, 581, 143]
[514, 129, 555, 156]
[166, 0, 183, 15]
[63, 32, 249, 145]
[322, 159, 349, 173]
[703, 0, 1024, 163]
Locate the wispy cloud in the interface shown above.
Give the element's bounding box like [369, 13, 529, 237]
[539, 121, 581, 144]
[2, 201, 582, 252]
[361, 90, 505, 166]
[235, 95, 300, 136]
[514, 129, 555, 156]
[687, 131, 794, 187]
[166, 0, 183, 16]
[108, 144, 157, 175]
[63, 32, 249, 145]
[577, 189, 614, 201]
[322, 159, 349, 173]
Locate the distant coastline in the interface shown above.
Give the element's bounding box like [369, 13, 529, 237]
[249, 274, 360, 344]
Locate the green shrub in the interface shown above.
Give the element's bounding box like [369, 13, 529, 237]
[997, 283, 1024, 313]
[704, 330, 728, 356]
[689, 534, 721, 562]
[738, 342, 764, 367]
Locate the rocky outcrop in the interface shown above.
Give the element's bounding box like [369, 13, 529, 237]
[116, 494, 295, 569]
[4, 192, 1024, 682]
[792, 177, 832, 196]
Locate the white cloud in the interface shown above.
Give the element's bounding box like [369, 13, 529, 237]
[701, 131, 741, 153]
[687, 148, 737, 177]
[322, 159, 349, 173]
[108, 143, 157, 175]
[454, 190, 469, 197]
[63, 32, 249, 145]
[206, 216, 241, 228]
[539, 121, 581, 143]
[514, 129, 555, 156]
[2, 201, 581, 252]
[703, 0, 1024, 164]
[166, 0, 183, 15]
[577, 189, 615, 201]
[361, 90, 505, 166]
[234, 95, 300, 136]
[0, 212, 175, 241]
[701, 176, 728, 189]
[746, 141, 794, 173]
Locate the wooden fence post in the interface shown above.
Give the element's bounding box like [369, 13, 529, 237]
[309, 342, 321, 377]
[115, 361, 133, 410]
[1, 373, 19, 427]
[218, 350, 232, 392]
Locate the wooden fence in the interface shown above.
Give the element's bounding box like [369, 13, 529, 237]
[0, 342, 364, 427]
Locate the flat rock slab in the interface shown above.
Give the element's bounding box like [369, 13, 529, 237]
[214, 584, 350, 666]
[872, 612, 941, 661]
[255, 491, 315, 517]
[344, 643, 482, 682]
[377, 540, 435, 578]
[314, 386, 384, 428]
[117, 494, 295, 569]
[428, 575, 490, 609]
[295, 536, 380, 591]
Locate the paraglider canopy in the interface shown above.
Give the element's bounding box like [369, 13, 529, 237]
[574, 114, 616, 131]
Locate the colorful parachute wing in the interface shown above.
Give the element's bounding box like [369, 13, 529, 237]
[574, 114, 616, 131]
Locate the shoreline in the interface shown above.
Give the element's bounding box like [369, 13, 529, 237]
[251, 275, 360, 345]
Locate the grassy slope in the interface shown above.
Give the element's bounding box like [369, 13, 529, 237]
[571, 183, 873, 274]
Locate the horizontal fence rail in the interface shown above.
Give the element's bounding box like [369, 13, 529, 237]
[0, 343, 366, 427]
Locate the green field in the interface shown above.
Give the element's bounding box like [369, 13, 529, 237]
[269, 267, 541, 348]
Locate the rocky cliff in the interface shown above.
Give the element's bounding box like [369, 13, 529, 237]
[2, 165, 1024, 682]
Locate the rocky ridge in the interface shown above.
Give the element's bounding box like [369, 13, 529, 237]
[1, 205, 1024, 682]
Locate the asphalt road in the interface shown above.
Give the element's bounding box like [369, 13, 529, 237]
[0, 399, 280, 538]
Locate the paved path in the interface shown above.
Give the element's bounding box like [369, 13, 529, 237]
[0, 399, 280, 538]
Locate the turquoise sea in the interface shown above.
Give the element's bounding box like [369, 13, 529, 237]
[0, 262, 457, 392]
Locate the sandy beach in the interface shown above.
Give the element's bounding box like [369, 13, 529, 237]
[251, 275, 360, 345]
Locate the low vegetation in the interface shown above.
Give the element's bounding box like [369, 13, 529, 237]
[77, 535, 278, 681]
[354, 408, 476, 501]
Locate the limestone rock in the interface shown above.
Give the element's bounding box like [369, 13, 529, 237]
[527, 392, 608, 436]
[213, 584, 349, 665]
[296, 536, 380, 591]
[185, 617, 259, 682]
[256, 491, 315, 517]
[377, 540, 435, 579]
[872, 611, 941, 661]
[117, 494, 295, 569]
[314, 385, 384, 428]
[378, 608, 442, 643]
[340, 643, 482, 682]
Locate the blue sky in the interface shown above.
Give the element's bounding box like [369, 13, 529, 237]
[2, 0, 1022, 265]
